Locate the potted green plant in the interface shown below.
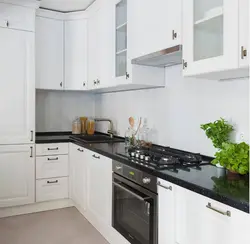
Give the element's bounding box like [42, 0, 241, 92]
[212, 142, 249, 175]
[200, 118, 233, 149]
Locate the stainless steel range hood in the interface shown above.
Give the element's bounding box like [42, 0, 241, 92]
[131, 45, 182, 68]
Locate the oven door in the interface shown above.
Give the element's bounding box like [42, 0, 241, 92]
[112, 173, 157, 244]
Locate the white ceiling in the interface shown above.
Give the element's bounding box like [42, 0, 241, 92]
[40, 0, 95, 12]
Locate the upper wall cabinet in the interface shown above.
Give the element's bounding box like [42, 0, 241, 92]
[129, 0, 182, 59]
[36, 16, 64, 90]
[182, 0, 249, 80]
[87, 1, 115, 90]
[64, 19, 88, 90]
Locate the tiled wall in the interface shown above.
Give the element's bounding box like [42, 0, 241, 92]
[95, 65, 249, 156]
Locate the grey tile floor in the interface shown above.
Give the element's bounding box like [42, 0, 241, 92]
[0, 207, 109, 244]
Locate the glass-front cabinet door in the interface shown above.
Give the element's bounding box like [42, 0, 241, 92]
[182, 0, 239, 77]
[115, 0, 130, 84]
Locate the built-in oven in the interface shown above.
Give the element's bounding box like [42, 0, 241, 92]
[112, 160, 158, 244]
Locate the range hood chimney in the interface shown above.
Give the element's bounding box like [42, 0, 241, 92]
[131, 45, 182, 68]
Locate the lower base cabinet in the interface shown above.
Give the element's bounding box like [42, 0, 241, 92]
[86, 151, 112, 225]
[158, 179, 250, 244]
[0, 145, 35, 208]
[69, 143, 87, 212]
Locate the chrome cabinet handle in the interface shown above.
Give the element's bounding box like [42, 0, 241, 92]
[92, 154, 100, 159]
[206, 203, 231, 217]
[126, 72, 130, 79]
[96, 79, 100, 84]
[157, 181, 172, 191]
[60, 82, 63, 87]
[30, 146, 33, 158]
[47, 147, 59, 151]
[93, 80, 97, 85]
[172, 30, 177, 40]
[47, 180, 58, 184]
[47, 157, 58, 161]
[83, 82, 86, 87]
[183, 59, 187, 69]
[30, 130, 34, 142]
[78, 148, 84, 152]
[241, 46, 247, 59]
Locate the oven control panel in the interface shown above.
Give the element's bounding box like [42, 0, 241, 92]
[113, 160, 157, 192]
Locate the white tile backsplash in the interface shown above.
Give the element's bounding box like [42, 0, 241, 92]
[36, 90, 95, 132]
[95, 65, 249, 156]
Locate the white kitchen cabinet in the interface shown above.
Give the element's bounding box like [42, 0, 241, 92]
[87, 2, 115, 90]
[157, 179, 175, 244]
[0, 145, 35, 208]
[88, 8, 100, 90]
[86, 150, 112, 225]
[69, 143, 87, 212]
[182, 0, 249, 79]
[0, 3, 35, 31]
[0, 28, 35, 145]
[64, 19, 88, 90]
[36, 16, 64, 90]
[239, 0, 249, 68]
[176, 186, 250, 244]
[129, 0, 182, 59]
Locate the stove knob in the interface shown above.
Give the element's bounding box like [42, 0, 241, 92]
[116, 166, 122, 171]
[142, 177, 151, 184]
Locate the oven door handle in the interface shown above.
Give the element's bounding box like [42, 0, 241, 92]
[113, 181, 149, 202]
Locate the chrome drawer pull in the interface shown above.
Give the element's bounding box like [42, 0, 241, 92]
[78, 148, 84, 152]
[206, 203, 231, 217]
[92, 154, 100, 159]
[157, 181, 172, 191]
[47, 180, 58, 184]
[47, 147, 59, 151]
[47, 157, 58, 161]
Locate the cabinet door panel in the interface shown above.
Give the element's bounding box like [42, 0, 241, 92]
[0, 28, 35, 144]
[65, 19, 88, 90]
[239, 0, 249, 68]
[36, 17, 64, 90]
[129, 0, 182, 59]
[158, 179, 175, 244]
[0, 145, 35, 207]
[88, 10, 100, 89]
[183, 0, 239, 76]
[69, 143, 86, 211]
[87, 153, 112, 225]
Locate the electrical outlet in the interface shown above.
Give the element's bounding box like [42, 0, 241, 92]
[237, 132, 245, 142]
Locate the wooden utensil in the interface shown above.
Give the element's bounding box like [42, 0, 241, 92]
[129, 117, 135, 128]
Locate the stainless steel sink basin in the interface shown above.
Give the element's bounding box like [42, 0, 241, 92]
[73, 134, 124, 143]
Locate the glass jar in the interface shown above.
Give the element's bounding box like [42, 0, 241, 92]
[80, 117, 88, 134]
[87, 118, 95, 135]
[72, 117, 81, 134]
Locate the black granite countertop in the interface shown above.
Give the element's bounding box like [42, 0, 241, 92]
[36, 132, 249, 214]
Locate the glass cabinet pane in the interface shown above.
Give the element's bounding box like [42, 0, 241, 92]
[194, 0, 223, 61]
[116, 0, 127, 77]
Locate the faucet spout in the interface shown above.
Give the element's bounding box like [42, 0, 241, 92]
[94, 118, 116, 138]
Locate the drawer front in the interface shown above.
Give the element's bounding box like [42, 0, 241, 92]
[36, 155, 69, 179]
[36, 177, 69, 202]
[0, 3, 35, 31]
[36, 143, 68, 156]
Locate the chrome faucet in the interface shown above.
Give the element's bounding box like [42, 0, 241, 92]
[94, 118, 116, 138]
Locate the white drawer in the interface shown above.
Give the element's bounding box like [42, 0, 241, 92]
[36, 155, 69, 179]
[36, 143, 68, 156]
[0, 3, 35, 31]
[36, 177, 68, 202]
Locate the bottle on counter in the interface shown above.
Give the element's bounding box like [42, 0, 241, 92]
[138, 118, 152, 148]
[87, 117, 95, 135]
[72, 117, 81, 134]
[125, 126, 136, 148]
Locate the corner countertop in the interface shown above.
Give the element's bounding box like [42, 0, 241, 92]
[36, 132, 249, 214]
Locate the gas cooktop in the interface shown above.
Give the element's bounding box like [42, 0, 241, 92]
[117, 146, 210, 171]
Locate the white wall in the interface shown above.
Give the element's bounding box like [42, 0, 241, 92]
[95, 65, 249, 157]
[36, 90, 95, 132]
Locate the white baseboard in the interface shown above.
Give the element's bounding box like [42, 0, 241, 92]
[0, 199, 74, 218]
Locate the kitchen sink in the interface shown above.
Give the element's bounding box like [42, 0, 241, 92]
[73, 134, 124, 143]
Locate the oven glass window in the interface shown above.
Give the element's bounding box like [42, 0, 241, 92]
[113, 181, 154, 244]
